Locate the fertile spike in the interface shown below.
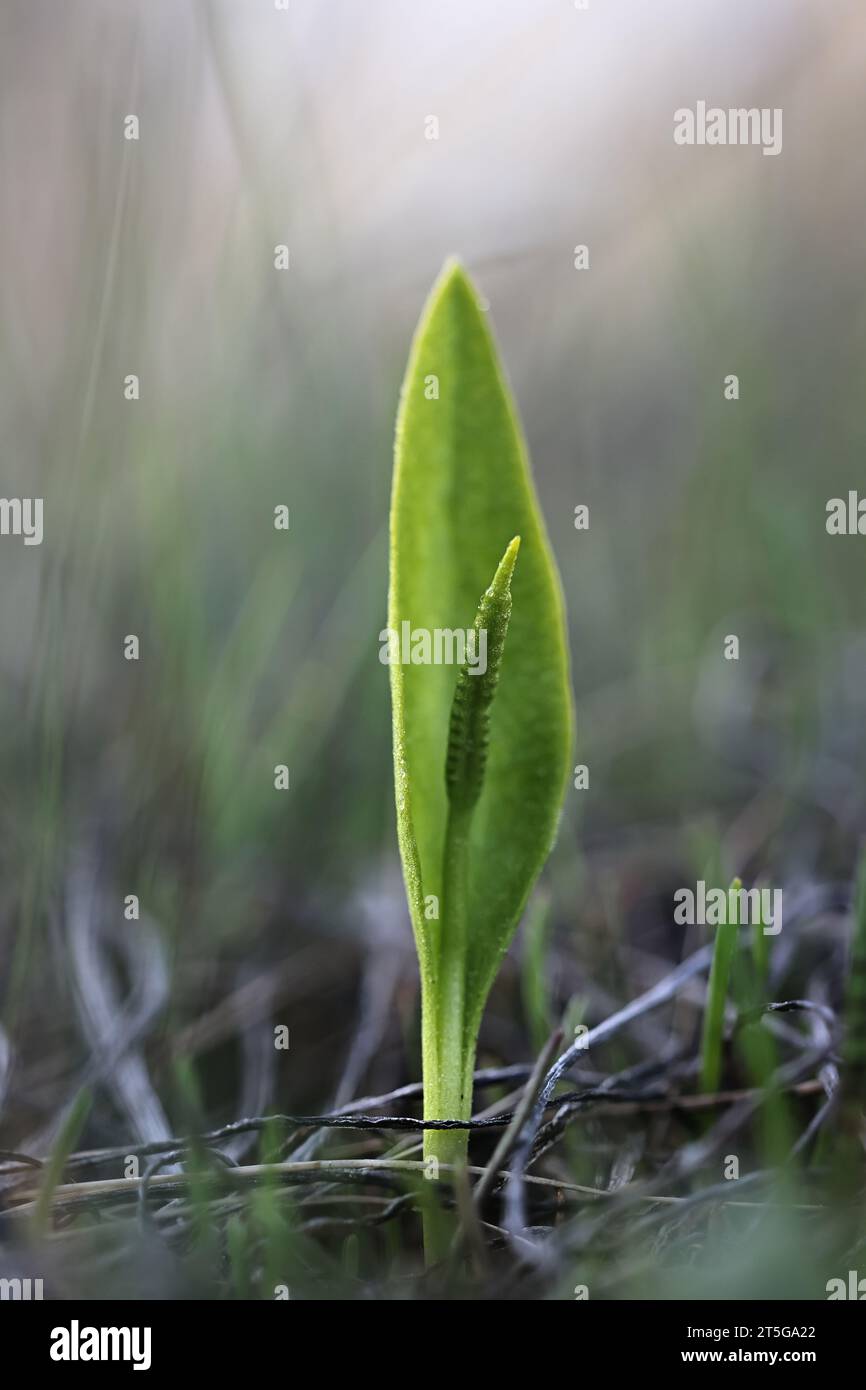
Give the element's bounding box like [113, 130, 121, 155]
[445, 537, 520, 812]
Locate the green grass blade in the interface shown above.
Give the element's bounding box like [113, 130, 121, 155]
[699, 879, 741, 1095]
[32, 1088, 92, 1237]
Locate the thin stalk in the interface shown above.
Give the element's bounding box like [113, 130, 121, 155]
[421, 805, 473, 1261]
[699, 879, 741, 1096]
[436, 802, 474, 1131]
[420, 538, 520, 1262]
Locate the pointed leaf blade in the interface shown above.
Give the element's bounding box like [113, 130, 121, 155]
[389, 261, 573, 1024]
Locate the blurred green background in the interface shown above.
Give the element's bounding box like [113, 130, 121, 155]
[1, 0, 865, 1166]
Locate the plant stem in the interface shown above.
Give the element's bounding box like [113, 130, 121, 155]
[422, 802, 474, 1261]
[438, 804, 473, 1115]
[418, 539, 521, 1263]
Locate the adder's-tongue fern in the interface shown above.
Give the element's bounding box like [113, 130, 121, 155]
[387, 262, 573, 1263]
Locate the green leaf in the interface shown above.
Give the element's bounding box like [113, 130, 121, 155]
[388, 260, 573, 1140]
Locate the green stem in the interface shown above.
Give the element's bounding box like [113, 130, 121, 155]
[422, 803, 474, 1261]
[438, 805, 472, 1116]
[418, 538, 520, 1263]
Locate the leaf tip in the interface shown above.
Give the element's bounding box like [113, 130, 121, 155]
[432, 257, 480, 314]
[439, 254, 466, 284]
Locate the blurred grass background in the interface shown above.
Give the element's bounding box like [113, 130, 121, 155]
[1, 0, 866, 1296]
